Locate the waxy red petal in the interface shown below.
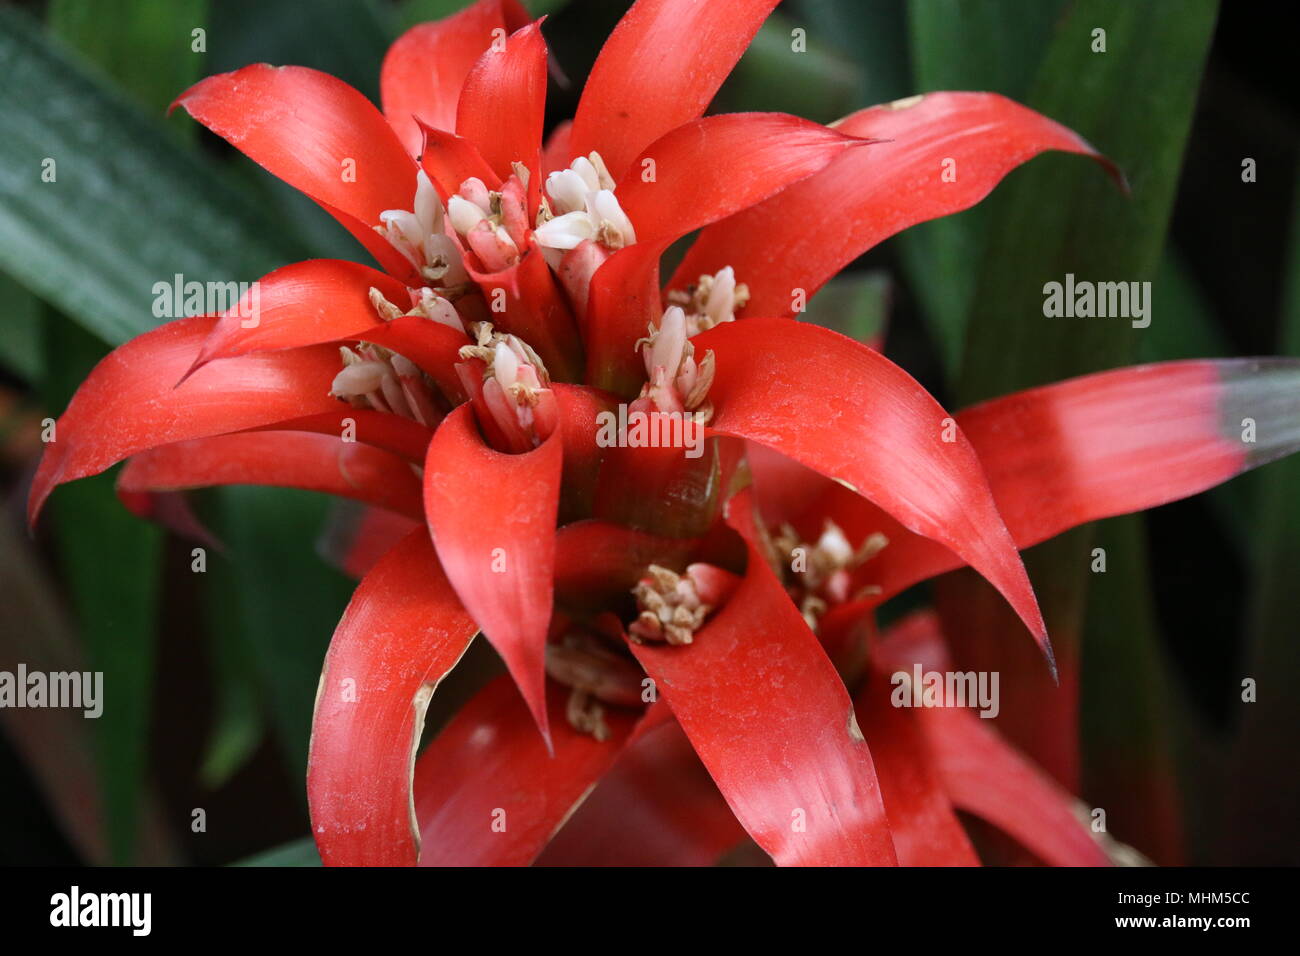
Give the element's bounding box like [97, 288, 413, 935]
[537, 719, 745, 866]
[186, 266, 477, 405]
[614, 113, 868, 243]
[308, 530, 477, 866]
[381, 0, 530, 156]
[569, 0, 781, 181]
[464, 249, 584, 383]
[29, 317, 349, 523]
[179, 254, 470, 400]
[963, 358, 1289, 544]
[174, 64, 415, 229]
[873, 612, 1108, 866]
[672, 91, 1119, 312]
[583, 115, 866, 394]
[929, 706, 1109, 865]
[552, 383, 616, 521]
[853, 665, 979, 866]
[418, 124, 502, 198]
[422, 405, 563, 743]
[456, 20, 547, 184]
[869, 359, 1300, 600]
[257, 410, 433, 462]
[348, 315, 470, 406]
[117, 432, 424, 519]
[414, 676, 637, 866]
[629, 500, 898, 866]
[188, 259, 410, 371]
[584, 239, 667, 396]
[700, 318, 1049, 660]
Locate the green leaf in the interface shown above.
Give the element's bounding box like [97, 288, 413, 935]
[0, 270, 42, 382]
[900, 0, 1066, 374]
[958, 0, 1218, 402]
[801, 270, 891, 345]
[400, 0, 568, 29]
[40, 312, 162, 865]
[714, 12, 861, 125]
[0, 5, 308, 347]
[1080, 515, 1186, 864]
[1227, 171, 1300, 862]
[1139, 252, 1230, 362]
[399, 0, 469, 28]
[231, 835, 321, 867]
[206, 487, 355, 783]
[0, 500, 116, 863]
[937, 0, 1219, 789]
[48, 0, 209, 137]
[521, 0, 569, 14]
[1140, 252, 1254, 557]
[205, 0, 392, 261]
[195, 590, 264, 790]
[209, 0, 392, 104]
[907, 0, 1064, 97]
[796, 0, 912, 108]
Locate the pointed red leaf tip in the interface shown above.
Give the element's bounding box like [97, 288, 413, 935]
[847, 358, 1300, 605]
[700, 317, 1052, 672]
[628, 495, 898, 866]
[414, 676, 640, 866]
[418, 122, 502, 198]
[183, 259, 409, 378]
[455, 19, 547, 184]
[382, 0, 531, 156]
[569, 0, 782, 181]
[873, 611, 1109, 866]
[583, 113, 869, 395]
[308, 529, 477, 866]
[172, 64, 420, 282]
[27, 317, 349, 526]
[181, 257, 470, 401]
[671, 91, 1123, 314]
[537, 719, 746, 866]
[117, 432, 424, 519]
[173, 63, 415, 227]
[960, 358, 1300, 545]
[422, 404, 563, 745]
[613, 113, 871, 244]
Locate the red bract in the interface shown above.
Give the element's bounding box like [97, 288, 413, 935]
[30, 0, 1300, 866]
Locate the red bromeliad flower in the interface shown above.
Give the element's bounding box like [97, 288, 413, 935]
[29, 0, 1300, 866]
